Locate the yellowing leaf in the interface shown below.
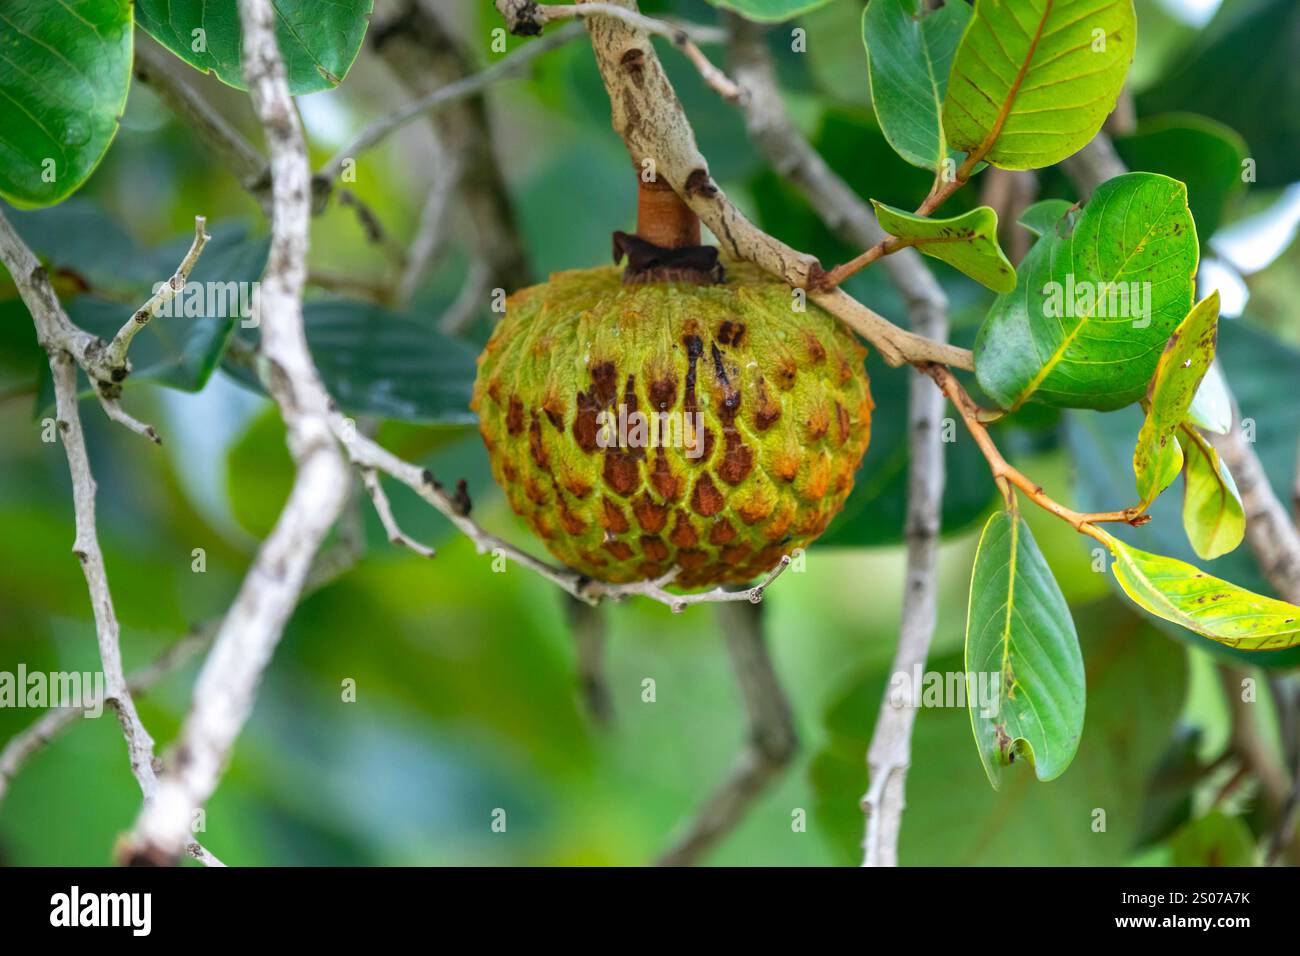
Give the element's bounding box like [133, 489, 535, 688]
[871, 201, 1016, 293]
[943, 0, 1137, 171]
[1101, 532, 1300, 650]
[1179, 424, 1244, 561]
[1134, 291, 1220, 507]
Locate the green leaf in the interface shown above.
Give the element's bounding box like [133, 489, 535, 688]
[862, 0, 971, 172]
[974, 172, 1199, 411]
[1138, 0, 1300, 188]
[135, 0, 374, 96]
[1113, 113, 1248, 239]
[1017, 198, 1076, 238]
[811, 603, 1184, 865]
[1102, 533, 1300, 650]
[1179, 425, 1244, 562]
[1187, 360, 1231, 436]
[871, 201, 1016, 292]
[965, 510, 1084, 789]
[1170, 811, 1255, 867]
[943, 0, 1136, 171]
[1133, 291, 1220, 507]
[705, 0, 832, 24]
[0, 0, 133, 207]
[229, 301, 478, 424]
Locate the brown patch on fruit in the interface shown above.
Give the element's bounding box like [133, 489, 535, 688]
[677, 548, 709, 569]
[563, 475, 592, 499]
[754, 379, 781, 431]
[523, 475, 548, 505]
[578, 549, 608, 569]
[640, 535, 670, 562]
[651, 453, 681, 500]
[502, 460, 518, 482]
[718, 433, 754, 485]
[717, 320, 745, 347]
[806, 403, 830, 441]
[528, 414, 548, 468]
[722, 544, 752, 565]
[542, 394, 565, 429]
[682, 334, 703, 416]
[487, 379, 502, 404]
[632, 493, 669, 533]
[603, 539, 635, 561]
[691, 473, 725, 517]
[774, 356, 797, 390]
[709, 519, 737, 545]
[803, 331, 827, 364]
[649, 373, 677, 411]
[506, 396, 524, 435]
[573, 361, 619, 453]
[669, 511, 698, 547]
[601, 498, 630, 534]
[557, 498, 587, 535]
[835, 402, 851, 446]
[603, 447, 641, 496]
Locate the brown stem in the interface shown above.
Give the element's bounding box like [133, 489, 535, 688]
[923, 364, 1149, 541]
[637, 174, 701, 248]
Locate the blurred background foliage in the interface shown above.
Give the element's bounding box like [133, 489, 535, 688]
[2, 0, 1299, 866]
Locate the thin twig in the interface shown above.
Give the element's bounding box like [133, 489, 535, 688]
[105, 216, 210, 371]
[361, 467, 436, 558]
[565, 597, 613, 726]
[317, 21, 584, 190]
[498, 1, 745, 102]
[925, 365, 1146, 539]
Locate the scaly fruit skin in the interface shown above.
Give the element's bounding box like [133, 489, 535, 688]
[471, 262, 873, 589]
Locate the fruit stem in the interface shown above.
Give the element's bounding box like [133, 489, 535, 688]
[636, 175, 700, 249]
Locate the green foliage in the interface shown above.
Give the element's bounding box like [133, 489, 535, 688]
[812, 605, 1186, 865]
[862, 0, 970, 172]
[1133, 292, 1220, 508]
[942, 0, 1137, 170]
[135, 0, 374, 95]
[974, 173, 1199, 411]
[1113, 114, 1249, 239]
[965, 510, 1084, 788]
[1178, 426, 1244, 562]
[0, 0, 133, 207]
[705, 0, 832, 23]
[1170, 810, 1255, 867]
[871, 200, 1016, 293]
[228, 301, 479, 424]
[1102, 531, 1300, 651]
[1138, 0, 1300, 188]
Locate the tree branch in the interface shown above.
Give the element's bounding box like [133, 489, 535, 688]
[125, 0, 353, 864]
[317, 20, 584, 190]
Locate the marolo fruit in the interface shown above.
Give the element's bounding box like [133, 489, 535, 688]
[471, 260, 873, 589]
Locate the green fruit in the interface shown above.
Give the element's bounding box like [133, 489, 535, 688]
[471, 262, 873, 589]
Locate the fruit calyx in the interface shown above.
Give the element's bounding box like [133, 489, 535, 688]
[614, 175, 723, 286]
